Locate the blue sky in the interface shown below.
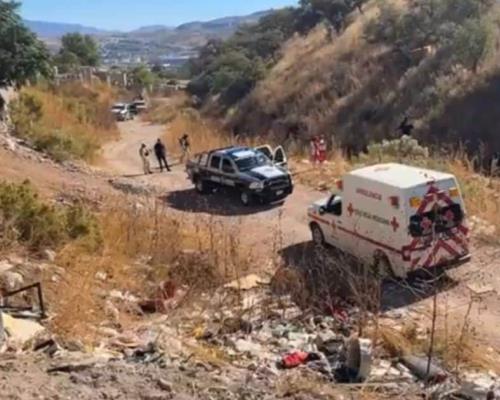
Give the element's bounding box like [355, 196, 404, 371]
[20, 0, 298, 31]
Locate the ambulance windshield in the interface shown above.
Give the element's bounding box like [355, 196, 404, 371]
[409, 204, 464, 237]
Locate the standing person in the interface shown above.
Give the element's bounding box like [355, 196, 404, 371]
[154, 139, 171, 172]
[179, 134, 191, 164]
[318, 135, 327, 164]
[397, 115, 414, 136]
[139, 143, 152, 175]
[310, 137, 319, 165]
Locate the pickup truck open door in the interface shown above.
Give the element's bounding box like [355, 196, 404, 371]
[273, 146, 288, 169]
[255, 145, 288, 169]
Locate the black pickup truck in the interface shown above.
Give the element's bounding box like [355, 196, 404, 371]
[186, 146, 294, 206]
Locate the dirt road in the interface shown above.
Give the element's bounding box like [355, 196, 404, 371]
[102, 119, 322, 255]
[101, 119, 500, 350]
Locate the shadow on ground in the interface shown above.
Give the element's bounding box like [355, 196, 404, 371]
[279, 241, 459, 312]
[161, 188, 284, 216]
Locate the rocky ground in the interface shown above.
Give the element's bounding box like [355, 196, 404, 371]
[1, 120, 500, 400]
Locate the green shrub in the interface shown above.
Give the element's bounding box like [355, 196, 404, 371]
[10, 92, 44, 137]
[453, 18, 492, 72]
[0, 181, 100, 251]
[33, 130, 97, 162]
[9, 84, 117, 162]
[361, 135, 429, 163]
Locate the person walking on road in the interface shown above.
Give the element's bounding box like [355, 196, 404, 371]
[154, 139, 171, 172]
[139, 143, 152, 175]
[179, 134, 191, 164]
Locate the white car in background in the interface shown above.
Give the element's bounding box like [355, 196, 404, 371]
[111, 103, 133, 121]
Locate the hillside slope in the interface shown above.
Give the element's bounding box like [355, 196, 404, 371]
[228, 0, 500, 157]
[23, 20, 110, 37]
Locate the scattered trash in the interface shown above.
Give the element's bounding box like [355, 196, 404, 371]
[401, 355, 447, 384]
[140, 280, 186, 313]
[279, 351, 321, 369]
[224, 274, 270, 291]
[124, 342, 163, 364]
[219, 317, 253, 335]
[157, 378, 173, 392]
[47, 355, 115, 374]
[1, 312, 45, 346]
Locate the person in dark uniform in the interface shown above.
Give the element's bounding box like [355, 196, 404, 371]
[397, 115, 414, 136]
[154, 139, 171, 172]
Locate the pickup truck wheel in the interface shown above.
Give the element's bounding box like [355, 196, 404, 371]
[311, 223, 325, 246]
[195, 179, 209, 194]
[240, 191, 253, 206]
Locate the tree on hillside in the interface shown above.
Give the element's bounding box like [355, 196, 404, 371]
[365, 0, 493, 64]
[129, 65, 155, 90]
[0, 1, 51, 87]
[56, 33, 100, 70]
[299, 0, 367, 34]
[453, 18, 492, 73]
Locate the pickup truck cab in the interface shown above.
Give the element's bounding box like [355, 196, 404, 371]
[129, 99, 147, 115]
[308, 163, 470, 278]
[186, 146, 294, 206]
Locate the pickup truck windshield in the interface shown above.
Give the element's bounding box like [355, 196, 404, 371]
[235, 154, 269, 172]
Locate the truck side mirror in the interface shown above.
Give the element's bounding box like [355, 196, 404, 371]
[319, 206, 327, 215]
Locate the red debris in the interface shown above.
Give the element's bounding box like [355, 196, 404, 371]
[282, 351, 310, 369]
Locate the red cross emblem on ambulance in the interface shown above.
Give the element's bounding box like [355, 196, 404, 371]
[421, 217, 433, 231]
[390, 217, 400, 232]
[347, 203, 354, 216]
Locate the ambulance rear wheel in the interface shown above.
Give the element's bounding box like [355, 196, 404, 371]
[373, 254, 393, 279]
[311, 223, 325, 246]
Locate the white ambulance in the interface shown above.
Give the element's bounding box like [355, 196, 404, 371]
[307, 163, 470, 278]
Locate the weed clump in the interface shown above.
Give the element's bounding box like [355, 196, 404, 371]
[10, 83, 118, 162]
[0, 181, 100, 251]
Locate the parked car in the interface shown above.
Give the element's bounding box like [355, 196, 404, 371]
[308, 163, 470, 278]
[186, 146, 294, 206]
[111, 103, 133, 121]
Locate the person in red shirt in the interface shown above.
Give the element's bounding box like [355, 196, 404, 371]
[317, 135, 327, 164]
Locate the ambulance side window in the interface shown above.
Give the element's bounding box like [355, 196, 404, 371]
[332, 200, 342, 216]
[327, 196, 343, 216]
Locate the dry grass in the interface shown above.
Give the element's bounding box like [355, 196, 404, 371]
[379, 302, 500, 375]
[163, 107, 271, 158]
[164, 109, 232, 156]
[145, 94, 189, 125]
[46, 196, 254, 343]
[11, 82, 119, 162]
[447, 159, 500, 240]
[275, 370, 405, 400]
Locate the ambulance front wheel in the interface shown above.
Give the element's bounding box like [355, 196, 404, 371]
[310, 223, 325, 246]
